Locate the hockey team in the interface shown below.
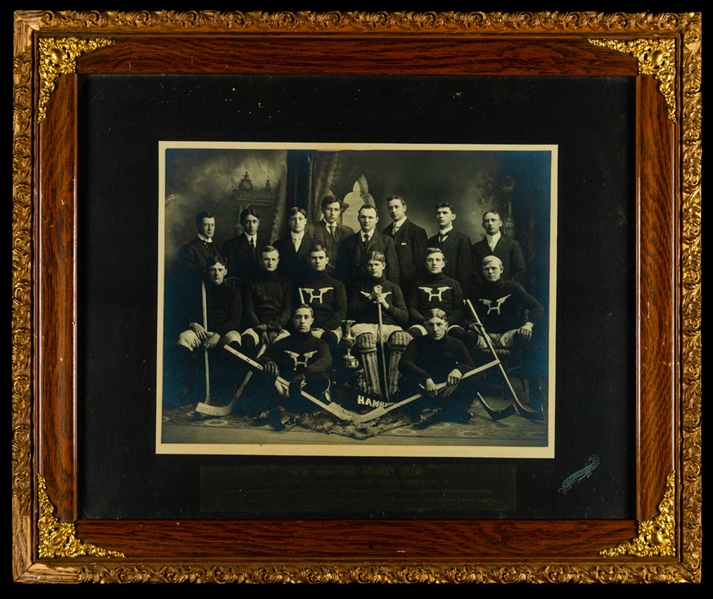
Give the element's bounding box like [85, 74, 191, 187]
[165, 194, 546, 430]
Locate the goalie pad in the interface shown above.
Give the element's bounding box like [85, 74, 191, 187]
[354, 332, 382, 397]
[387, 330, 412, 397]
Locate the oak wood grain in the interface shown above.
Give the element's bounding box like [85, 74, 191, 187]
[31, 31, 676, 568]
[635, 75, 677, 521]
[38, 74, 79, 523]
[76, 36, 638, 77]
[75, 519, 637, 559]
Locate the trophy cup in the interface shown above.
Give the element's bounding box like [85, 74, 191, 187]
[341, 319, 359, 369]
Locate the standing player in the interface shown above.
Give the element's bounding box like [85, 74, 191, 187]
[305, 194, 355, 269]
[426, 202, 473, 296]
[382, 195, 428, 296]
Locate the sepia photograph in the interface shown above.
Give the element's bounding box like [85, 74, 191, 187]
[157, 142, 557, 458]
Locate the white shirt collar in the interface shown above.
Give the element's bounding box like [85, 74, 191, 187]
[486, 231, 501, 248]
[439, 225, 454, 236]
[198, 233, 213, 243]
[392, 216, 408, 230]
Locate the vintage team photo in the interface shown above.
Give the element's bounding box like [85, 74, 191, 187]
[156, 142, 557, 457]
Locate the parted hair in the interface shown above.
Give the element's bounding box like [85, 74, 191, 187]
[424, 308, 449, 324]
[195, 210, 214, 225]
[240, 207, 260, 222]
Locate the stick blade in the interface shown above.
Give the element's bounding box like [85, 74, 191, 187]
[476, 393, 516, 421]
[194, 401, 233, 416]
[515, 403, 546, 422]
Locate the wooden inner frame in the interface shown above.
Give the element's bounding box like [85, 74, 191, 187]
[13, 14, 697, 581]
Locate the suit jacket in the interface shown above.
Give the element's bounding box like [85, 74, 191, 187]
[471, 235, 526, 286]
[426, 229, 472, 296]
[175, 236, 220, 282]
[272, 233, 318, 283]
[305, 220, 355, 269]
[336, 230, 400, 295]
[221, 233, 270, 283]
[383, 218, 428, 295]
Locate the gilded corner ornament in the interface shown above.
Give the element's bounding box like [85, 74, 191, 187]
[589, 38, 677, 123]
[37, 36, 114, 123]
[37, 473, 125, 559]
[600, 472, 676, 558]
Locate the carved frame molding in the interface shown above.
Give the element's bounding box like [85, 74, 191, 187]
[12, 10, 702, 584]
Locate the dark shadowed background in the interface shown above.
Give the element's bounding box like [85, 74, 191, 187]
[78, 74, 635, 519]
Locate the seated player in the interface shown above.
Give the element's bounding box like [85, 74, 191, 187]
[406, 247, 465, 338]
[465, 255, 546, 409]
[242, 245, 292, 352]
[294, 244, 347, 349]
[166, 256, 242, 408]
[465, 255, 544, 350]
[398, 308, 482, 429]
[256, 304, 333, 430]
[347, 251, 411, 398]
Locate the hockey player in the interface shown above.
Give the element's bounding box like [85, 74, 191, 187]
[406, 247, 465, 338]
[256, 304, 333, 430]
[347, 251, 412, 398]
[399, 308, 481, 429]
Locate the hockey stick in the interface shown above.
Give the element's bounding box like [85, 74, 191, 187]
[465, 299, 544, 422]
[375, 287, 390, 402]
[223, 345, 362, 424]
[359, 359, 499, 423]
[201, 280, 211, 405]
[476, 392, 517, 421]
[195, 344, 267, 416]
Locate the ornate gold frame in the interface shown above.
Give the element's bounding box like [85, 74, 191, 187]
[12, 11, 702, 583]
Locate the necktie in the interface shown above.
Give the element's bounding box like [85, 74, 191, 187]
[439, 234, 448, 244]
[250, 236, 256, 258]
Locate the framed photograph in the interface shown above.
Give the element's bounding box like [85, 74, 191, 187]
[12, 10, 701, 583]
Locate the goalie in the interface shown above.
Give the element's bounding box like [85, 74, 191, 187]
[347, 250, 412, 399]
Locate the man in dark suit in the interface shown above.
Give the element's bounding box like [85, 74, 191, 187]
[426, 202, 473, 296]
[272, 206, 318, 284]
[382, 195, 428, 296]
[305, 195, 355, 270]
[336, 203, 400, 296]
[471, 210, 526, 286]
[175, 210, 220, 284]
[220, 207, 270, 285]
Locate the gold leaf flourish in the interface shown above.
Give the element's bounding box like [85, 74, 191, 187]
[600, 472, 676, 558]
[588, 38, 677, 122]
[37, 473, 125, 559]
[11, 10, 702, 584]
[38, 37, 114, 122]
[12, 46, 33, 514]
[33, 10, 699, 33]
